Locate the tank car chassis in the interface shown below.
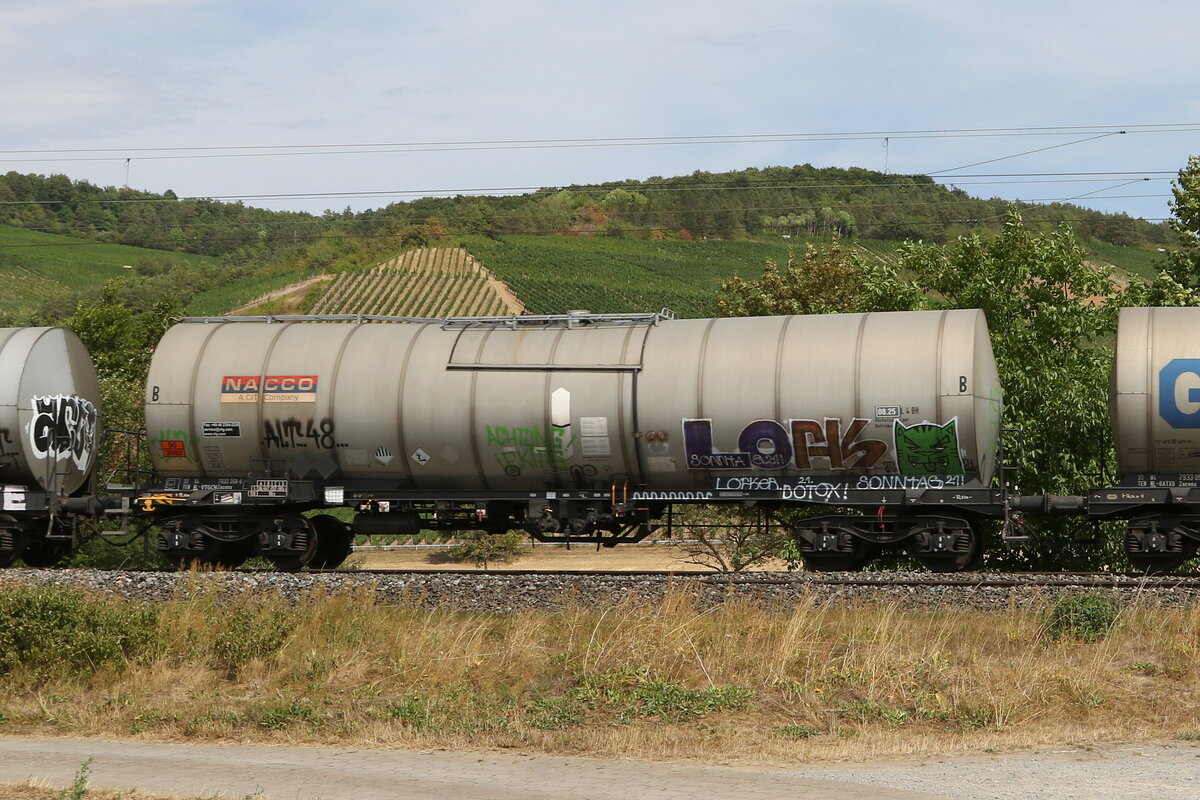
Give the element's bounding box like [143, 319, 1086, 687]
[1081, 481, 1200, 574]
[128, 470, 1015, 572]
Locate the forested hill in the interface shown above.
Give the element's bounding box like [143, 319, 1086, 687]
[0, 165, 1170, 260]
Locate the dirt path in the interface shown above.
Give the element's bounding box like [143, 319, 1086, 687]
[229, 274, 328, 314]
[352, 542, 755, 571]
[4, 737, 1199, 800]
[0, 737, 940, 800]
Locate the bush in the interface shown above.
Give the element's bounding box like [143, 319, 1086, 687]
[435, 532, 526, 569]
[0, 585, 159, 681]
[1043, 592, 1121, 642]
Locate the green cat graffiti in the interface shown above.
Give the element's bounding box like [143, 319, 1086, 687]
[893, 419, 964, 477]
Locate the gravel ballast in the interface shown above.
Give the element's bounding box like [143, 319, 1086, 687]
[3, 568, 1200, 610]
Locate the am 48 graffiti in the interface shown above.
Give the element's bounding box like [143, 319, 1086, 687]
[28, 394, 97, 470]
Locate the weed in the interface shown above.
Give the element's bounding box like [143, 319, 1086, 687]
[1042, 592, 1121, 642]
[258, 697, 319, 730]
[57, 758, 91, 800]
[776, 724, 820, 739]
[526, 694, 584, 730]
[386, 694, 437, 731]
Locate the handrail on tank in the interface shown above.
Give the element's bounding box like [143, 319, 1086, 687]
[175, 309, 677, 328]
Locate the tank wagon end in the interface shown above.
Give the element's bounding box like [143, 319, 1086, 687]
[0, 327, 104, 568]
[1087, 306, 1200, 572]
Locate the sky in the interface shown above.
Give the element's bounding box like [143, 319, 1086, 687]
[3, 0, 1200, 222]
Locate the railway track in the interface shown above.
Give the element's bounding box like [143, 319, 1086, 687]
[227, 567, 1200, 589]
[6, 567, 1200, 612]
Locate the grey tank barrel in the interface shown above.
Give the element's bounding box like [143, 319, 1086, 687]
[0, 327, 101, 495]
[143, 309, 1002, 492]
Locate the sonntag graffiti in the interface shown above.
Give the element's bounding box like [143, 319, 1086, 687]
[28, 394, 97, 470]
[683, 418, 887, 471]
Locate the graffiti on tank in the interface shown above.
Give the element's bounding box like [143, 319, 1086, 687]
[893, 418, 965, 477]
[0, 428, 13, 457]
[792, 418, 887, 470]
[683, 418, 887, 471]
[486, 424, 575, 476]
[262, 417, 341, 450]
[711, 473, 966, 501]
[29, 395, 98, 470]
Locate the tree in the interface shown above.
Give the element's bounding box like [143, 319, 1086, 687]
[437, 531, 526, 569]
[716, 239, 861, 317]
[1162, 155, 1200, 289]
[66, 283, 184, 485]
[670, 507, 791, 572]
[858, 210, 1124, 569]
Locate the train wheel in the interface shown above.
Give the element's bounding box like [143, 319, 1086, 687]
[209, 538, 255, 569]
[165, 539, 241, 571]
[801, 538, 877, 572]
[307, 515, 354, 570]
[0, 529, 25, 568]
[906, 520, 980, 573]
[265, 517, 318, 572]
[1128, 550, 1194, 575]
[20, 539, 72, 568]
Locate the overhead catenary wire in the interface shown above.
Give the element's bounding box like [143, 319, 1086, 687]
[1, 123, 1198, 164]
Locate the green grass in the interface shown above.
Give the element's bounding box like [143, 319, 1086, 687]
[0, 225, 218, 315]
[461, 235, 834, 318]
[187, 268, 322, 315]
[1085, 241, 1166, 282]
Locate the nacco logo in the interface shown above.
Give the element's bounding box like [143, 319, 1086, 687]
[1159, 359, 1200, 427]
[221, 375, 318, 403]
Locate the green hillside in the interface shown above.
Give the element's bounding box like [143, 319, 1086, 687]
[462, 235, 810, 318]
[0, 224, 220, 316]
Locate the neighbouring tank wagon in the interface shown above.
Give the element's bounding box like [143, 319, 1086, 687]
[136, 309, 1006, 571]
[0, 327, 103, 567]
[1084, 306, 1200, 571]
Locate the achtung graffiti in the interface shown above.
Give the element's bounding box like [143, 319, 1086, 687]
[28, 394, 97, 470]
[683, 418, 887, 471]
[486, 424, 575, 476]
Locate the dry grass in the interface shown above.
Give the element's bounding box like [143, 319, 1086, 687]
[2, 581, 1200, 766]
[0, 786, 189, 800]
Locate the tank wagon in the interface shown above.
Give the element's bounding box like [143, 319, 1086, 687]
[1083, 306, 1200, 572]
[0, 327, 103, 567]
[133, 309, 1007, 571]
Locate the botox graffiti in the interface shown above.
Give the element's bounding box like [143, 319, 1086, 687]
[28, 394, 98, 471]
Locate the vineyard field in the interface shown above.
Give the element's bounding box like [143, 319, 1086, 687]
[309, 247, 523, 317]
[461, 235, 816, 318]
